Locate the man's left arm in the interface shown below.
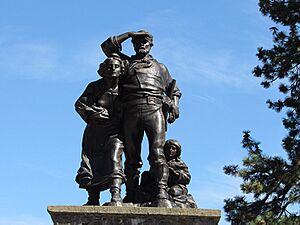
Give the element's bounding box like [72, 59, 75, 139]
[161, 64, 181, 124]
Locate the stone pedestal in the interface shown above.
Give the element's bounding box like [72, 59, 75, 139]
[47, 206, 221, 225]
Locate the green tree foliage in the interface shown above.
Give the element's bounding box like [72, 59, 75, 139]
[223, 1, 300, 224]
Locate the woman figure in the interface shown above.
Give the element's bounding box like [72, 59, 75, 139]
[75, 54, 125, 206]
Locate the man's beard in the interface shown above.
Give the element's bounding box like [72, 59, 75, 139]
[138, 48, 147, 53]
[136, 48, 150, 57]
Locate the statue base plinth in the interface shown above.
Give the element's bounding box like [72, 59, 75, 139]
[47, 206, 221, 225]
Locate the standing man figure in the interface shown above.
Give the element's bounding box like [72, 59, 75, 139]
[101, 31, 181, 207]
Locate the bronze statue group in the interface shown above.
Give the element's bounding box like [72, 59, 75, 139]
[75, 31, 197, 208]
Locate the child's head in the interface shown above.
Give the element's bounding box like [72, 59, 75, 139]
[164, 139, 181, 161]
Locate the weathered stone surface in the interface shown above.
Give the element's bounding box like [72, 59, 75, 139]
[47, 206, 221, 225]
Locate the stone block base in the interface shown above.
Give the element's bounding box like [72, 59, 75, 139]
[47, 206, 221, 225]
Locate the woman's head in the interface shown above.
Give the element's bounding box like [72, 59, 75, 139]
[98, 53, 124, 78]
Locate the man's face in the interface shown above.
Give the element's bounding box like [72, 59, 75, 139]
[133, 39, 151, 56]
[105, 59, 122, 78]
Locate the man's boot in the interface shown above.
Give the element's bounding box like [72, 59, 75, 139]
[110, 178, 123, 206]
[85, 186, 100, 206]
[123, 180, 137, 203]
[151, 163, 173, 208]
[153, 188, 173, 208]
[123, 169, 140, 203]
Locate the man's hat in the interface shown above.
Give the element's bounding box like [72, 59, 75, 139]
[131, 30, 153, 46]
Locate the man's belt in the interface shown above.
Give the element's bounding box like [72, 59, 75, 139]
[122, 95, 162, 105]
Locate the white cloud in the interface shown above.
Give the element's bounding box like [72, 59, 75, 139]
[189, 93, 218, 106]
[153, 37, 256, 90]
[0, 29, 60, 80]
[0, 29, 99, 82]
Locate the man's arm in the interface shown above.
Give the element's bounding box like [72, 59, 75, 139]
[100, 33, 130, 57]
[161, 64, 181, 124]
[100, 31, 149, 57]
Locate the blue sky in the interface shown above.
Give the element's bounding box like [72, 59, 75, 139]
[0, 1, 287, 224]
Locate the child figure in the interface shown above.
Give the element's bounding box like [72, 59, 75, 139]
[164, 139, 197, 208]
